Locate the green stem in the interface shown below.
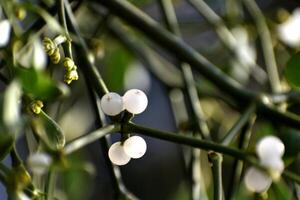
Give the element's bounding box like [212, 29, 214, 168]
[221, 103, 256, 145]
[158, 0, 210, 140]
[126, 122, 248, 160]
[125, 122, 300, 184]
[187, 0, 236, 49]
[97, 0, 256, 102]
[64, 124, 120, 154]
[10, 146, 23, 167]
[242, 0, 281, 93]
[64, 0, 109, 96]
[208, 152, 223, 200]
[226, 115, 256, 199]
[45, 170, 56, 200]
[158, 2, 210, 199]
[59, 0, 73, 59]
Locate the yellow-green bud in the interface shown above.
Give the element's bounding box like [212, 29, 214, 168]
[30, 100, 44, 114]
[50, 48, 61, 64]
[63, 57, 75, 71]
[43, 37, 56, 56]
[15, 7, 27, 21]
[64, 70, 79, 84]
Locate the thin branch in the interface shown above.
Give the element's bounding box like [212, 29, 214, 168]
[242, 0, 281, 93]
[221, 103, 256, 145]
[64, 124, 120, 154]
[158, 0, 210, 139]
[208, 152, 223, 200]
[126, 122, 249, 160]
[64, 0, 109, 96]
[187, 0, 236, 49]
[226, 115, 256, 199]
[95, 0, 256, 102]
[59, 0, 73, 59]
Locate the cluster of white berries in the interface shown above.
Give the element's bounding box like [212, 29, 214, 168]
[100, 89, 148, 165]
[245, 136, 285, 193]
[100, 89, 148, 116]
[108, 136, 147, 165]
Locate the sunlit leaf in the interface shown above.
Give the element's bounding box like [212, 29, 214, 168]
[16, 67, 69, 101]
[31, 110, 65, 150]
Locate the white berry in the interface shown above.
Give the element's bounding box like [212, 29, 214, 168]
[27, 152, 52, 175]
[123, 89, 148, 114]
[260, 156, 284, 180]
[124, 136, 147, 159]
[244, 167, 272, 193]
[0, 20, 11, 47]
[256, 136, 285, 160]
[100, 92, 124, 116]
[108, 142, 131, 165]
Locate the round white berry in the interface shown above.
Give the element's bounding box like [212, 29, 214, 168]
[124, 136, 147, 159]
[123, 89, 148, 114]
[261, 156, 284, 172]
[244, 167, 272, 193]
[256, 136, 285, 159]
[100, 92, 124, 116]
[27, 152, 52, 175]
[260, 156, 284, 180]
[108, 142, 131, 166]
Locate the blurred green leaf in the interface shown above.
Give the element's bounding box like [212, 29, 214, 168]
[279, 128, 300, 158]
[31, 110, 65, 150]
[62, 154, 94, 200]
[285, 52, 300, 89]
[0, 134, 14, 161]
[103, 44, 133, 91]
[16, 67, 68, 101]
[269, 180, 293, 200]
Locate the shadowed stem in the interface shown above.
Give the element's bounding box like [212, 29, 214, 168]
[242, 0, 281, 93]
[64, 124, 120, 154]
[158, 1, 210, 199]
[221, 103, 256, 145]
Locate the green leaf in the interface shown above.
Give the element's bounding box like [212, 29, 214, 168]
[16, 67, 68, 101]
[31, 110, 65, 150]
[279, 128, 300, 158]
[269, 180, 293, 200]
[103, 44, 133, 91]
[285, 52, 300, 89]
[0, 134, 14, 161]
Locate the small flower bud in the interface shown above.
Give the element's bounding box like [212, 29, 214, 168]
[30, 100, 44, 114]
[15, 7, 27, 21]
[64, 69, 79, 84]
[63, 57, 75, 71]
[43, 37, 56, 56]
[50, 48, 61, 64]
